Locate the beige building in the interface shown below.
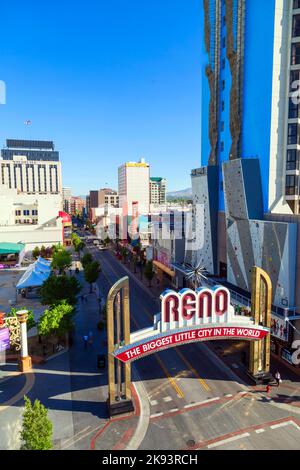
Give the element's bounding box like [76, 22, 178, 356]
[118, 158, 150, 215]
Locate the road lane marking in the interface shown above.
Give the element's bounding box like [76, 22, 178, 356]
[207, 433, 250, 449]
[184, 397, 220, 409]
[150, 400, 158, 406]
[150, 412, 163, 418]
[175, 347, 211, 392]
[155, 355, 184, 399]
[270, 421, 293, 430]
[170, 408, 179, 413]
[255, 429, 265, 434]
[163, 396, 172, 402]
[225, 394, 233, 397]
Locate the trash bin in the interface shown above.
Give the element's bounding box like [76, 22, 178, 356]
[97, 354, 106, 369]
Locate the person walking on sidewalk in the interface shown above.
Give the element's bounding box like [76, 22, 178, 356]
[83, 335, 88, 349]
[275, 371, 282, 387]
[88, 331, 93, 346]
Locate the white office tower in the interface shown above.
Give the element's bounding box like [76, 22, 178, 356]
[118, 158, 150, 215]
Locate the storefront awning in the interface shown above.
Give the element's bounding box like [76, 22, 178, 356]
[153, 260, 175, 278]
[0, 243, 25, 254]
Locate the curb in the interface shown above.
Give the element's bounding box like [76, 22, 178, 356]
[125, 365, 150, 450]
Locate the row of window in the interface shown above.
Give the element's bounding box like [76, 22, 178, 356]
[15, 209, 38, 216]
[15, 219, 38, 225]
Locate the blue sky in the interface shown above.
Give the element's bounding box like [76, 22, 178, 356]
[0, 0, 202, 195]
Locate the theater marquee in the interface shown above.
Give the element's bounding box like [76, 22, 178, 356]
[113, 286, 269, 363]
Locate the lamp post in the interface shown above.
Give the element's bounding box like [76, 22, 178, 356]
[16, 310, 32, 372]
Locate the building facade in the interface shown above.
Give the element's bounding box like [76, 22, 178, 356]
[150, 177, 167, 205]
[118, 159, 150, 215]
[187, 0, 300, 368]
[70, 196, 86, 216]
[0, 139, 64, 254]
[62, 187, 72, 214]
[1, 139, 62, 195]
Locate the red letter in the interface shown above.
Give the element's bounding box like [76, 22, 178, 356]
[181, 292, 196, 320]
[163, 294, 179, 323]
[215, 289, 228, 316]
[198, 291, 212, 319]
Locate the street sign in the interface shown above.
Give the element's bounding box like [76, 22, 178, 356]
[0, 328, 10, 352]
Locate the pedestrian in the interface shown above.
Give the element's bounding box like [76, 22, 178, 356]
[275, 371, 281, 387]
[266, 384, 271, 396]
[88, 331, 93, 346]
[83, 335, 88, 349]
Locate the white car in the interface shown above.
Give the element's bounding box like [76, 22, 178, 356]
[98, 245, 107, 250]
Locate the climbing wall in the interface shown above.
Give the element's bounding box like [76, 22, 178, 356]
[185, 166, 218, 275]
[223, 159, 297, 307]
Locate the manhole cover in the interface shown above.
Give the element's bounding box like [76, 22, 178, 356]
[186, 440, 196, 447]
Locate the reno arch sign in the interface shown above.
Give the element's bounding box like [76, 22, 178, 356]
[113, 286, 269, 363]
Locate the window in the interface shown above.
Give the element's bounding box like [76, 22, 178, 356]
[288, 123, 299, 145]
[220, 141, 224, 152]
[15, 210, 21, 216]
[291, 43, 300, 65]
[221, 121, 224, 132]
[287, 149, 298, 170]
[286, 175, 298, 195]
[222, 100, 225, 112]
[222, 37, 226, 48]
[294, 0, 300, 9]
[23, 210, 30, 216]
[289, 97, 299, 118]
[290, 70, 300, 92]
[222, 80, 225, 90]
[293, 14, 300, 37]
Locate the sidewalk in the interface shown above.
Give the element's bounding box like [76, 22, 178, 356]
[0, 265, 105, 449]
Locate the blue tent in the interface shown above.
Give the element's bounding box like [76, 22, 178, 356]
[16, 258, 51, 289]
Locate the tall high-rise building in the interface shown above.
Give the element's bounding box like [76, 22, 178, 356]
[118, 158, 150, 214]
[150, 177, 167, 205]
[184, 0, 300, 364]
[1, 139, 62, 194]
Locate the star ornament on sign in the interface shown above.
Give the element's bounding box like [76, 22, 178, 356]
[185, 262, 208, 288]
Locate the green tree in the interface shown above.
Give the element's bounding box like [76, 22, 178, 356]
[144, 261, 155, 287]
[39, 274, 81, 306]
[51, 249, 72, 274]
[32, 247, 40, 259]
[84, 261, 101, 292]
[74, 240, 85, 255]
[9, 307, 36, 331]
[20, 396, 53, 450]
[103, 236, 110, 247]
[38, 301, 74, 340]
[81, 252, 93, 268]
[40, 245, 47, 258]
[120, 247, 128, 263]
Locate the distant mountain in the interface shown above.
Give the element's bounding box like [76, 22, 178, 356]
[167, 188, 192, 200]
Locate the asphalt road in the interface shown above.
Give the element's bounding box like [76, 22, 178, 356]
[89, 245, 300, 450]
